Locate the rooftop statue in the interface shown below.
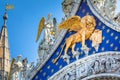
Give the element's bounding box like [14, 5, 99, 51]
[10, 56, 34, 80]
[36, 14, 57, 45]
[36, 14, 58, 63]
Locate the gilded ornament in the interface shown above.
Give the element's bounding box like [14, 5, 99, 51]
[53, 15, 96, 63]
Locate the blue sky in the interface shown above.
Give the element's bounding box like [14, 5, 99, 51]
[0, 0, 64, 63]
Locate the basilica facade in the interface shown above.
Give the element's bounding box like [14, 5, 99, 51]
[1, 0, 120, 80]
[27, 0, 120, 80]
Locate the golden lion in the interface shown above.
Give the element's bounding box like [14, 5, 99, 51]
[53, 15, 96, 63]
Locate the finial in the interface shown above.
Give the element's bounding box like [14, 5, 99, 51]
[2, 3, 14, 27]
[3, 12, 8, 26]
[3, 12, 8, 20]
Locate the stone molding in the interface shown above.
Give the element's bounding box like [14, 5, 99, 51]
[49, 51, 120, 80]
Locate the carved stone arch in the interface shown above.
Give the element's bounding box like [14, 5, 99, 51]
[49, 51, 120, 80]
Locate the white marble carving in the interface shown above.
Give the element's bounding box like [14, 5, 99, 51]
[37, 14, 58, 64]
[37, 40, 49, 64]
[49, 51, 120, 80]
[62, 0, 75, 18]
[62, 0, 80, 18]
[88, 0, 120, 32]
[11, 56, 34, 80]
[81, 45, 89, 56]
[73, 51, 80, 60]
[62, 54, 70, 64]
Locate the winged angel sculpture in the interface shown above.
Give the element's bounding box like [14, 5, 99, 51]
[36, 14, 57, 45]
[36, 14, 57, 62]
[53, 15, 96, 63]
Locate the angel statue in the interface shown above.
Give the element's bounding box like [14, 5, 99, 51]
[36, 14, 57, 46]
[36, 14, 58, 62]
[53, 15, 96, 64]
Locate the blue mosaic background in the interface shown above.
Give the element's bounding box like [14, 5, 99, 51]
[33, 0, 120, 80]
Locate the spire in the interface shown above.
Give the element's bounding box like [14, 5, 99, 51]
[0, 3, 14, 80]
[0, 9, 10, 80]
[0, 11, 8, 42]
[0, 12, 9, 49]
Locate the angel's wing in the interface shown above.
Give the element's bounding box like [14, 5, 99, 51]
[59, 16, 82, 32]
[36, 17, 45, 42]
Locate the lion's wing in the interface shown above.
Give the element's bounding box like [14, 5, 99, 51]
[59, 16, 82, 32]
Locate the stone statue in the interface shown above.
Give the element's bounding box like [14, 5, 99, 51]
[11, 56, 34, 80]
[44, 14, 55, 45]
[36, 14, 57, 45]
[11, 56, 23, 80]
[36, 14, 58, 63]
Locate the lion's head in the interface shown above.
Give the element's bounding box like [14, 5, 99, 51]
[81, 15, 96, 30]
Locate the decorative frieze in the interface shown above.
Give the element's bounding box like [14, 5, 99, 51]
[49, 51, 120, 80]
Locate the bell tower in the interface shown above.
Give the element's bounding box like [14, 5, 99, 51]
[0, 12, 10, 80]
